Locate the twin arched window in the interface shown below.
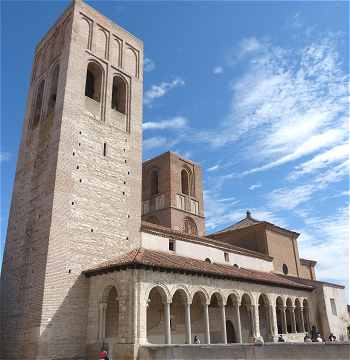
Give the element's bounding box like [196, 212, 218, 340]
[85, 62, 102, 102]
[84, 62, 127, 115]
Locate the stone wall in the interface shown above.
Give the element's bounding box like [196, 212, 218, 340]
[139, 343, 350, 360]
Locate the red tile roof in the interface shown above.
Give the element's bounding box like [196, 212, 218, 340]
[83, 248, 313, 291]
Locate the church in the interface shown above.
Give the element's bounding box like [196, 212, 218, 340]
[0, 1, 348, 359]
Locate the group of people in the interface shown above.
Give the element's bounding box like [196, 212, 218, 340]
[276, 326, 338, 344]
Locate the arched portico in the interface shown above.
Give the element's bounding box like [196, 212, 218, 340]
[208, 292, 227, 344]
[240, 293, 254, 342]
[258, 294, 272, 341]
[191, 290, 210, 344]
[147, 285, 171, 344]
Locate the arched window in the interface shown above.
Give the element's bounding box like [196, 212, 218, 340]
[105, 287, 119, 338]
[111, 76, 127, 114]
[151, 170, 159, 195]
[85, 62, 102, 102]
[184, 217, 198, 236]
[181, 169, 189, 195]
[282, 264, 289, 275]
[32, 79, 45, 128]
[47, 64, 60, 121]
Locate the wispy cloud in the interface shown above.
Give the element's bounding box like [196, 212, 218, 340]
[207, 164, 220, 172]
[0, 152, 11, 162]
[213, 66, 224, 75]
[143, 116, 188, 130]
[267, 159, 349, 210]
[249, 183, 262, 191]
[298, 207, 349, 287]
[144, 78, 185, 106]
[192, 32, 348, 180]
[143, 136, 179, 151]
[289, 142, 349, 180]
[144, 57, 156, 72]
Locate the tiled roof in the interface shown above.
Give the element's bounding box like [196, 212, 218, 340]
[141, 221, 273, 261]
[285, 275, 345, 289]
[83, 248, 313, 291]
[209, 211, 299, 238]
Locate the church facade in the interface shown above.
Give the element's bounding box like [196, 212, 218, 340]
[0, 1, 348, 360]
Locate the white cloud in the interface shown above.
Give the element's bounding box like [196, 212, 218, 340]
[238, 37, 263, 58]
[213, 66, 223, 75]
[143, 136, 179, 151]
[268, 184, 315, 210]
[249, 183, 262, 191]
[298, 207, 349, 288]
[267, 159, 349, 210]
[144, 78, 185, 106]
[0, 152, 11, 162]
[207, 164, 220, 172]
[143, 116, 188, 130]
[195, 32, 348, 179]
[144, 57, 156, 72]
[289, 142, 349, 179]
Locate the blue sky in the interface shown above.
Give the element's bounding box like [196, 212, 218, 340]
[1, 1, 349, 293]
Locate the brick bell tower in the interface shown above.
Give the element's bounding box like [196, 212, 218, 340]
[0, 1, 143, 359]
[142, 151, 205, 236]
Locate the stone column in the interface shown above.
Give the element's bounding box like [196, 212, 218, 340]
[99, 302, 107, 340]
[235, 303, 243, 343]
[270, 305, 278, 340]
[204, 303, 211, 344]
[290, 307, 297, 333]
[221, 304, 227, 344]
[98, 302, 104, 340]
[164, 302, 171, 344]
[251, 305, 260, 339]
[185, 303, 192, 344]
[300, 307, 305, 333]
[282, 306, 288, 334]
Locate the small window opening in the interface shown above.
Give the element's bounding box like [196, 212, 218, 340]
[111, 76, 126, 114]
[205, 258, 211, 264]
[224, 252, 229, 262]
[47, 65, 60, 121]
[330, 298, 337, 315]
[32, 80, 45, 128]
[103, 142, 107, 156]
[169, 239, 175, 252]
[151, 170, 159, 195]
[282, 264, 289, 275]
[233, 264, 239, 268]
[85, 62, 102, 102]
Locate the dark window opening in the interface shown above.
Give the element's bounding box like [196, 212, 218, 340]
[32, 80, 45, 128]
[169, 240, 175, 252]
[47, 65, 60, 120]
[181, 169, 189, 195]
[205, 258, 211, 264]
[85, 62, 102, 102]
[151, 170, 159, 195]
[103, 142, 107, 156]
[282, 263, 289, 275]
[111, 76, 127, 114]
[224, 252, 229, 262]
